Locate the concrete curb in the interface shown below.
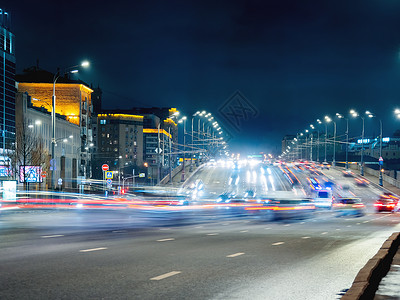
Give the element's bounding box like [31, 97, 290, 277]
[341, 232, 400, 299]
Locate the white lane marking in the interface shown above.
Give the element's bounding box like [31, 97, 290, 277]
[302, 236, 310, 239]
[336, 228, 341, 231]
[284, 224, 291, 227]
[41, 235, 64, 238]
[222, 223, 229, 225]
[300, 222, 305, 224]
[112, 230, 127, 233]
[207, 233, 219, 236]
[272, 242, 285, 246]
[240, 230, 248, 233]
[363, 221, 369, 223]
[321, 232, 328, 235]
[226, 252, 245, 258]
[150, 271, 181, 280]
[347, 225, 352, 227]
[195, 226, 203, 228]
[159, 228, 171, 231]
[356, 223, 361, 225]
[157, 238, 175, 242]
[79, 247, 108, 253]
[265, 227, 271, 230]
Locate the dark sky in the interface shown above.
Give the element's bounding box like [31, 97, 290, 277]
[6, 0, 400, 154]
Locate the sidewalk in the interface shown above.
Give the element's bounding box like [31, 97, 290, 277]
[338, 166, 400, 299]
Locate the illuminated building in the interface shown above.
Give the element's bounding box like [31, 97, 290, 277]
[16, 67, 93, 179]
[15, 92, 80, 189]
[0, 10, 15, 166]
[93, 113, 144, 181]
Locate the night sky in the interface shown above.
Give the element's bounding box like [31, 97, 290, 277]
[6, 0, 400, 154]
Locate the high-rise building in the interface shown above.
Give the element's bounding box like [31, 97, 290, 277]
[0, 9, 16, 165]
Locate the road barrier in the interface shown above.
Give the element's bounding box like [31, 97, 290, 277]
[342, 232, 400, 299]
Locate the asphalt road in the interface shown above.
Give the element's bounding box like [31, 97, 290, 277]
[1, 163, 400, 299]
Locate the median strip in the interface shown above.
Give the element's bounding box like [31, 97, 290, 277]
[79, 247, 108, 252]
[150, 271, 181, 280]
[226, 252, 245, 258]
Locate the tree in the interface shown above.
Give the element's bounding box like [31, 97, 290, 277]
[11, 121, 49, 187]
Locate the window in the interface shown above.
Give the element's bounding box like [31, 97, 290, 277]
[100, 120, 106, 125]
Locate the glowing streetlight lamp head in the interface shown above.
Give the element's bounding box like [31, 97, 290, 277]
[81, 61, 90, 68]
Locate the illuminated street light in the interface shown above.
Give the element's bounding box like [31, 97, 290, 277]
[351, 110, 365, 176]
[51, 61, 90, 189]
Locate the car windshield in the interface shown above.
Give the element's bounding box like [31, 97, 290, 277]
[318, 191, 329, 198]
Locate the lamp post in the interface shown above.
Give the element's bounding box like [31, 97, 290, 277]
[310, 124, 315, 161]
[316, 119, 322, 162]
[350, 110, 366, 176]
[178, 116, 187, 182]
[51, 61, 89, 190]
[323, 116, 331, 163]
[337, 113, 349, 170]
[366, 111, 383, 186]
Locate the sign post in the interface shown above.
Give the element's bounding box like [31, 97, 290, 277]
[102, 164, 109, 196]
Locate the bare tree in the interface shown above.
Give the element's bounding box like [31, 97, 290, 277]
[10, 121, 49, 187]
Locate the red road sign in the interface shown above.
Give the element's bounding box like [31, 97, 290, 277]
[41, 171, 47, 178]
[102, 164, 109, 171]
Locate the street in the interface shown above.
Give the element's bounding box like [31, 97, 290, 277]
[1, 163, 400, 299]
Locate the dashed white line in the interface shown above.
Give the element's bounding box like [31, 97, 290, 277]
[301, 236, 310, 239]
[240, 230, 248, 233]
[226, 252, 245, 258]
[272, 242, 285, 246]
[336, 229, 341, 231]
[150, 271, 181, 281]
[157, 238, 175, 242]
[321, 232, 328, 235]
[265, 227, 271, 230]
[284, 224, 291, 227]
[112, 230, 127, 233]
[79, 247, 108, 253]
[207, 233, 219, 236]
[41, 235, 64, 238]
[362, 221, 369, 223]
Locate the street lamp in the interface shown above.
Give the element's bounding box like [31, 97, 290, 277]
[51, 61, 89, 189]
[178, 116, 187, 182]
[367, 111, 383, 186]
[324, 116, 331, 163]
[336, 113, 350, 170]
[351, 109, 369, 176]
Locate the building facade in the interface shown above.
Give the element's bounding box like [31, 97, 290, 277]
[0, 10, 15, 167]
[16, 69, 93, 180]
[15, 92, 81, 189]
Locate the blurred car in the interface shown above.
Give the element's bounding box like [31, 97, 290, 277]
[313, 189, 333, 208]
[342, 170, 354, 177]
[332, 197, 365, 217]
[217, 191, 236, 203]
[244, 189, 256, 199]
[354, 177, 369, 186]
[257, 198, 316, 221]
[374, 193, 399, 212]
[321, 162, 330, 170]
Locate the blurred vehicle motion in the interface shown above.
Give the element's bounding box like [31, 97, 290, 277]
[354, 177, 369, 186]
[313, 189, 333, 208]
[374, 193, 399, 212]
[245, 198, 316, 221]
[342, 170, 354, 177]
[332, 197, 365, 217]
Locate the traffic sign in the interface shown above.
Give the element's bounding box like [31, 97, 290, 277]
[41, 171, 47, 178]
[139, 173, 145, 178]
[102, 164, 109, 171]
[105, 171, 113, 179]
[106, 179, 112, 188]
[58, 178, 63, 185]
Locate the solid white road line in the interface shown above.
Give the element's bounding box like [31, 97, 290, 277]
[150, 271, 181, 281]
[79, 247, 108, 252]
[41, 235, 64, 238]
[157, 238, 175, 242]
[226, 252, 245, 258]
[272, 242, 284, 246]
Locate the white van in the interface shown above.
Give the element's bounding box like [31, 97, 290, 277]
[314, 190, 333, 208]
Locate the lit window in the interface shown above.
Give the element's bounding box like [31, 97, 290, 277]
[100, 120, 106, 125]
